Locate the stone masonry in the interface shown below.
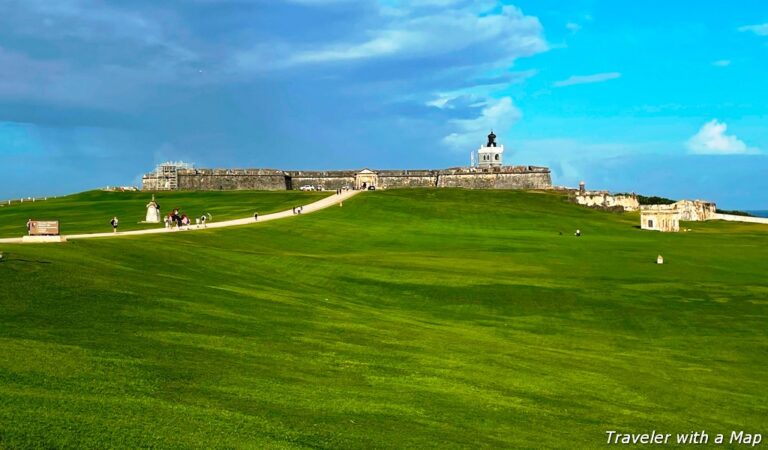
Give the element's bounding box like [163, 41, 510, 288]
[143, 166, 553, 191]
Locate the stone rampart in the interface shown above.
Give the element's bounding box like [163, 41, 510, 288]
[144, 165, 553, 191]
[438, 170, 552, 189]
[379, 171, 438, 188]
[290, 177, 355, 190]
[177, 169, 288, 191]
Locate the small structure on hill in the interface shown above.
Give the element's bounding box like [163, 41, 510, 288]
[641, 205, 680, 232]
[145, 195, 161, 223]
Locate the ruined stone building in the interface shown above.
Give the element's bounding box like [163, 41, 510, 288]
[572, 182, 640, 211]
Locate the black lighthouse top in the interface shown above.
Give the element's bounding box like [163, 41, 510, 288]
[486, 130, 497, 147]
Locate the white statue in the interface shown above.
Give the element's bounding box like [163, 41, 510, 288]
[145, 195, 161, 223]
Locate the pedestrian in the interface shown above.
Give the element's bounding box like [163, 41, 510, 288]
[575, 229, 581, 237]
[26, 218, 32, 235]
[292, 206, 296, 215]
[254, 212, 258, 221]
[195, 217, 200, 228]
[200, 214, 207, 228]
[110, 216, 119, 233]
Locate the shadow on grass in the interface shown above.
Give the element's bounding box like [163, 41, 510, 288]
[0, 256, 52, 264]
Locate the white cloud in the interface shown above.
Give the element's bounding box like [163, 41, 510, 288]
[712, 59, 731, 67]
[285, 5, 546, 66]
[442, 97, 521, 150]
[738, 23, 768, 36]
[566, 22, 582, 33]
[553, 72, 621, 87]
[686, 119, 758, 155]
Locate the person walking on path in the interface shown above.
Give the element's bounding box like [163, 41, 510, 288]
[26, 218, 32, 235]
[110, 217, 119, 233]
[254, 212, 258, 221]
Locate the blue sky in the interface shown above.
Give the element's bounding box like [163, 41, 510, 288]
[0, 0, 766, 208]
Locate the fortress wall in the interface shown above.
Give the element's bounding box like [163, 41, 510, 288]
[712, 213, 768, 224]
[176, 169, 288, 190]
[286, 170, 357, 178]
[379, 175, 438, 188]
[291, 176, 355, 190]
[288, 170, 356, 190]
[143, 166, 554, 191]
[377, 170, 437, 177]
[437, 171, 552, 189]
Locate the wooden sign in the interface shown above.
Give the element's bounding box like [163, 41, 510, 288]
[30, 221, 60, 236]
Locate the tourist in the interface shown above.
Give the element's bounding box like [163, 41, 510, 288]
[200, 214, 207, 228]
[26, 218, 32, 235]
[111, 217, 119, 233]
[164, 215, 170, 229]
[195, 217, 200, 228]
[254, 212, 258, 221]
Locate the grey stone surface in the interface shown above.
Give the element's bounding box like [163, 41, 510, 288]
[145, 166, 553, 191]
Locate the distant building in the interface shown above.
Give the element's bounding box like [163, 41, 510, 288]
[572, 182, 640, 211]
[674, 200, 716, 221]
[641, 205, 680, 232]
[141, 161, 194, 191]
[477, 131, 504, 168]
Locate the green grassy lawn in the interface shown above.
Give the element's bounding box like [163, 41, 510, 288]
[0, 190, 330, 238]
[0, 189, 766, 448]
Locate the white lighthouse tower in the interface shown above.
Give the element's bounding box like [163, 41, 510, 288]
[477, 131, 503, 168]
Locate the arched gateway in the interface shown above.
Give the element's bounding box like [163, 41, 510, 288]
[355, 169, 378, 190]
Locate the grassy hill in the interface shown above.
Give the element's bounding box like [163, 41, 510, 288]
[0, 190, 330, 238]
[1, 189, 766, 448]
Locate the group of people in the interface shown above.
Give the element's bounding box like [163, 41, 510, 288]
[165, 208, 209, 230]
[292, 206, 304, 215]
[105, 210, 210, 233]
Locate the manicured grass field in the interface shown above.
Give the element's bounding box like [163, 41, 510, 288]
[0, 190, 330, 238]
[0, 189, 766, 448]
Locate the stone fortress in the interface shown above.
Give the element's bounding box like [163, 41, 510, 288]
[140, 131, 768, 233]
[142, 132, 553, 192]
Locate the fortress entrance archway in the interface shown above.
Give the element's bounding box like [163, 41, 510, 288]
[355, 169, 378, 190]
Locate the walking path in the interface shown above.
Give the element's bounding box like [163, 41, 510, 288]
[0, 189, 361, 244]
